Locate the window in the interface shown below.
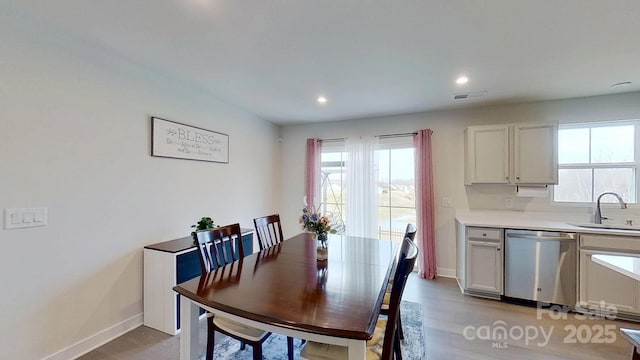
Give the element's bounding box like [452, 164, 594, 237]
[320, 138, 415, 240]
[377, 143, 416, 241]
[554, 121, 639, 203]
[319, 146, 346, 234]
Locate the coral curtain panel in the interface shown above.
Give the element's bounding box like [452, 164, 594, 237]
[414, 129, 437, 279]
[305, 138, 321, 210]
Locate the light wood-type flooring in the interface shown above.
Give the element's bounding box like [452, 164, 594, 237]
[79, 275, 638, 360]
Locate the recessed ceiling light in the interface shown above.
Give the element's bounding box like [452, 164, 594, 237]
[456, 76, 469, 85]
[317, 96, 328, 104]
[610, 81, 632, 89]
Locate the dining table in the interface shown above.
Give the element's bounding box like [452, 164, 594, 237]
[173, 232, 397, 360]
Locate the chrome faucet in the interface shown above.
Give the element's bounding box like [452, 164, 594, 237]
[595, 192, 627, 224]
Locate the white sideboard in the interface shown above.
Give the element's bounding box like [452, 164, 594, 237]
[143, 229, 254, 335]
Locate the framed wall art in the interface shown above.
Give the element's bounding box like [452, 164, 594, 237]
[151, 117, 229, 163]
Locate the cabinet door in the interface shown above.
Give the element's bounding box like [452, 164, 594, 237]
[579, 250, 640, 313]
[466, 240, 503, 294]
[513, 123, 558, 184]
[465, 125, 510, 184]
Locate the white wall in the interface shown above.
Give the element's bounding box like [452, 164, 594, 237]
[279, 91, 640, 278]
[0, 12, 281, 360]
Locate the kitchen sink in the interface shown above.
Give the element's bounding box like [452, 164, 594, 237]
[568, 222, 640, 231]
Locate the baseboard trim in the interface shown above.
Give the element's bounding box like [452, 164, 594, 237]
[43, 313, 143, 360]
[437, 267, 456, 278]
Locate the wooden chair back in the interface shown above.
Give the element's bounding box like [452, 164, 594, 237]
[253, 214, 284, 250]
[404, 223, 417, 242]
[381, 237, 418, 360]
[195, 223, 245, 274]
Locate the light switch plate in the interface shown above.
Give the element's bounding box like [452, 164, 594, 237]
[4, 207, 47, 229]
[441, 196, 453, 207]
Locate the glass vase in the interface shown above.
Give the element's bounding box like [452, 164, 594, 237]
[316, 233, 328, 261]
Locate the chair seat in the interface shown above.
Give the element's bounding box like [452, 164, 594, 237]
[300, 320, 387, 360]
[381, 292, 391, 310]
[213, 317, 270, 341]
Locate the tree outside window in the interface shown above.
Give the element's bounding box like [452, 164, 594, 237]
[554, 122, 638, 203]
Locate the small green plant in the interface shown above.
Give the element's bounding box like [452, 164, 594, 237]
[191, 217, 216, 240]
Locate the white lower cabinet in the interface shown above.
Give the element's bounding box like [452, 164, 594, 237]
[579, 249, 640, 314]
[467, 240, 503, 294]
[462, 227, 504, 298]
[455, 221, 640, 319]
[578, 234, 640, 318]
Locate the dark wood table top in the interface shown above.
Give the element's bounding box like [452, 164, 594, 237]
[173, 232, 396, 340]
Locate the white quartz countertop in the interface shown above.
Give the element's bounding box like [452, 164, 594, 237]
[455, 211, 640, 237]
[592, 254, 640, 281]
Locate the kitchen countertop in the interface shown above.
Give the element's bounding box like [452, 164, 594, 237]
[592, 254, 640, 281]
[456, 210, 640, 237]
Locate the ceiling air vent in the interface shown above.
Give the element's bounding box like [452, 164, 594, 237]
[454, 91, 488, 100]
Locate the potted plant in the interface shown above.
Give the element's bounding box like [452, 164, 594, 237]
[191, 217, 216, 241]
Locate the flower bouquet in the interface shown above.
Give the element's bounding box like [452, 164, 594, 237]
[300, 207, 337, 240]
[300, 206, 337, 261]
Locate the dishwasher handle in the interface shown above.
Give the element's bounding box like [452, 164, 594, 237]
[507, 233, 576, 241]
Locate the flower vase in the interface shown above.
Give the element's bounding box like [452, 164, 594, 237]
[316, 233, 328, 261]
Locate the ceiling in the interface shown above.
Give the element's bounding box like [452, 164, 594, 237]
[5, 1, 640, 124]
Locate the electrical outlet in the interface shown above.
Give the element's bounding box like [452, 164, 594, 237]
[441, 196, 453, 207]
[505, 198, 514, 209]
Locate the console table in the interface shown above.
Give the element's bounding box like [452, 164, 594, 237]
[143, 228, 254, 335]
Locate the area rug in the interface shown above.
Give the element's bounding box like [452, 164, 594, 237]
[213, 301, 425, 359]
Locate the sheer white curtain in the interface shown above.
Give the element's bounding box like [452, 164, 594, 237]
[345, 137, 379, 238]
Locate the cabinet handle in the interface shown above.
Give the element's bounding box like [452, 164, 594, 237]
[482, 233, 487, 236]
[497, 248, 501, 251]
[505, 176, 509, 180]
[516, 176, 520, 180]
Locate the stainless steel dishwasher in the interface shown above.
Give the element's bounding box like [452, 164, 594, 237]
[505, 229, 577, 306]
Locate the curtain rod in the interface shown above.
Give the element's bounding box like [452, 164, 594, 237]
[377, 131, 418, 139]
[319, 130, 432, 142]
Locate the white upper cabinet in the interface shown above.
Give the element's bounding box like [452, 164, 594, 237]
[464, 124, 510, 184]
[465, 122, 558, 185]
[513, 123, 558, 184]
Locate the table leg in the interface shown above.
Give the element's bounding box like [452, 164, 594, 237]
[346, 338, 366, 359]
[180, 295, 200, 360]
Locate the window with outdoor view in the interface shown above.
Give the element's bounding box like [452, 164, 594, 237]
[554, 121, 639, 204]
[320, 139, 415, 241]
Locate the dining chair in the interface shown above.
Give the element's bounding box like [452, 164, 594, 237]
[381, 223, 417, 341]
[404, 223, 417, 242]
[300, 237, 419, 360]
[620, 328, 640, 360]
[195, 223, 294, 360]
[253, 214, 285, 250]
